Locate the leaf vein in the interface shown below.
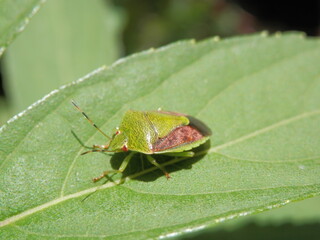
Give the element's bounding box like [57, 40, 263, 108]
[209, 110, 320, 153]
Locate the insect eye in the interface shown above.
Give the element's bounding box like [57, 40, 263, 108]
[115, 130, 121, 135]
[122, 145, 128, 152]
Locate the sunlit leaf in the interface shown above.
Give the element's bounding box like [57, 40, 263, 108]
[0, 33, 320, 239]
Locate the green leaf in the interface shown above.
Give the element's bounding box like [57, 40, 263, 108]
[0, 0, 45, 56]
[1, 33, 320, 239]
[3, 0, 123, 114]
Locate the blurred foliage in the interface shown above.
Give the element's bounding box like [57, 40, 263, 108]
[112, 0, 319, 54]
[112, 0, 251, 54]
[1, 0, 123, 115]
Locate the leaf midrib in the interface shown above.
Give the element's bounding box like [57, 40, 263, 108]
[6, 192, 310, 238]
[1, 179, 319, 228]
[210, 110, 320, 153]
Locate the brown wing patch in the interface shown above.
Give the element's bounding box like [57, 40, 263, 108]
[153, 125, 204, 152]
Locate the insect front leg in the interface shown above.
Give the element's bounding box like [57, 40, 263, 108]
[93, 151, 136, 182]
[80, 144, 109, 155]
[146, 155, 171, 179]
[92, 144, 109, 149]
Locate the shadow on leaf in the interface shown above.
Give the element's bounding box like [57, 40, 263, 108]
[109, 140, 211, 182]
[72, 130, 211, 183]
[180, 222, 320, 240]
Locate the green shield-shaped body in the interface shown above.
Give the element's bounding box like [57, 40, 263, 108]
[108, 110, 211, 154]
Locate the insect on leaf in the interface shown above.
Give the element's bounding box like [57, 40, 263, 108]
[0, 33, 320, 239]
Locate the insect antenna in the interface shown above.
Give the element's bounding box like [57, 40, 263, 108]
[72, 100, 111, 140]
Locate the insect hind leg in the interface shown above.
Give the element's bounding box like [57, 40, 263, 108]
[161, 151, 194, 157]
[146, 155, 171, 179]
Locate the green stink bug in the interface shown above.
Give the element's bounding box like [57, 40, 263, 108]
[72, 101, 211, 181]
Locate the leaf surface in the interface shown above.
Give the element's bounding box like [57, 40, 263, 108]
[0, 33, 320, 239]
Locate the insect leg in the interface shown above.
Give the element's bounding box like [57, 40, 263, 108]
[92, 144, 109, 149]
[161, 151, 194, 157]
[146, 155, 171, 179]
[92, 169, 121, 182]
[118, 151, 136, 172]
[92, 152, 135, 182]
[80, 144, 110, 155]
[81, 148, 111, 155]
